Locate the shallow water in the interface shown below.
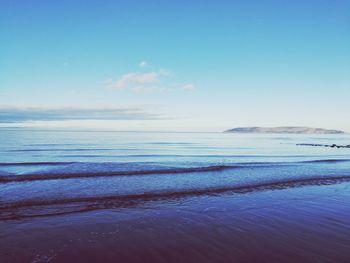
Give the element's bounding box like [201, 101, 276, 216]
[1, 129, 350, 262]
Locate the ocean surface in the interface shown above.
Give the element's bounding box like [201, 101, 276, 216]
[1, 129, 350, 262]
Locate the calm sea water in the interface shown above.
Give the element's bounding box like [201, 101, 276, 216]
[1, 129, 350, 262]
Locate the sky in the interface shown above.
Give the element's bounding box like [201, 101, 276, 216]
[1, 0, 350, 132]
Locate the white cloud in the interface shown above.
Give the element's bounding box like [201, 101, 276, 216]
[0, 105, 162, 123]
[158, 68, 171, 76]
[181, 83, 195, 91]
[106, 62, 195, 93]
[139, 61, 149, 68]
[110, 72, 160, 90]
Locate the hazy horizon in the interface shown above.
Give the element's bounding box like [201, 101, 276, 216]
[1, 0, 350, 132]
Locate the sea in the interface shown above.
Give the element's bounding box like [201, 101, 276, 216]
[1, 129, 350, 263]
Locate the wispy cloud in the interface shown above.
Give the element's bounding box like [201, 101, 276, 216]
[107, 72, 160, 90]
[106, 62, 195, 93]
[139, 61, 149, 68]
[181, 83, 195, 91]
[0, 106, 162, 123]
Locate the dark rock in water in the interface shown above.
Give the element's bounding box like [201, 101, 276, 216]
[297, 143, 350, 148]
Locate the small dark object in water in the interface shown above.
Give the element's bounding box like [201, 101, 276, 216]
[297, 143, 350, 148]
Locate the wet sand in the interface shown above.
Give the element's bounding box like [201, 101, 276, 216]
[1, 182, 350, 263]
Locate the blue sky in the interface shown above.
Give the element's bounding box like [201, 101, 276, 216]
[1, 0, 350, 131]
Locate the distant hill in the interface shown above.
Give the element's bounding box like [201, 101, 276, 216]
[224, 127, 345, 134]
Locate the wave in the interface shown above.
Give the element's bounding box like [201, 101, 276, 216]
[0, 162, 75, 166]
[25, 143, 96, 146]
[1, 159, 350, 183]
[145, 142, 196, 145]
[1, 175, 349, 220]
[302, 159, 350, 164]
[58, 155, 108, 158]
[0, 165, 239, 183]
[1, 158, 349, 167]
[5, 148, 117, 152]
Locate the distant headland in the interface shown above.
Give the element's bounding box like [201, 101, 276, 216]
[224, 127, 345, 134]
